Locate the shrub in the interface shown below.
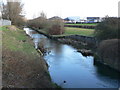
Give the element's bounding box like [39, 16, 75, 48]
[97, 39, 119, 71]
[27, 17, 48, 29]
[98, 39, 118, 59]
[48, 19, 64, 35]
[27, 14, 65, 35]
[27, 12, 49, 29]
[94, 17, 119, 41]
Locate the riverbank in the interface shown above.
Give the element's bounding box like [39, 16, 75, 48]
[1, 25, 58, 88]
[31, 27, 97, 54]
[95, 39, 120, 72]
[31, 27, 120, 72]
[26, 27, 120, 88]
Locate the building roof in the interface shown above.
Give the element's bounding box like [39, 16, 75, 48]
[87, 17, 100, 19]
[64, 16, 81, 21]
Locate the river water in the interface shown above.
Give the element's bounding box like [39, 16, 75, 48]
[24, 28, 120, 88]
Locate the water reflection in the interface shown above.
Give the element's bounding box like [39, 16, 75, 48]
[24, 28, 120, 88]
[24, 28, 46, 49]
[94, 61, 120, 87]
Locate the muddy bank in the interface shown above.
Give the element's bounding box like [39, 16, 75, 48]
[2, 26, 56, 88]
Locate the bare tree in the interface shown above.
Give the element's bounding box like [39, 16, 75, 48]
[2, 0, 25, 26]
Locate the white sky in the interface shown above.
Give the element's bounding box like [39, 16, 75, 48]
[21, 0, 119, 19]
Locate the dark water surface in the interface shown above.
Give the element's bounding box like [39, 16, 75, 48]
[24, 28, 120, 88]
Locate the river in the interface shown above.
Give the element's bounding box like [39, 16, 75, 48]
[24, 28, 120, 88]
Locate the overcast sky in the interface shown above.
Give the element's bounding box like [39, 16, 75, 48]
[21, 0, 119, 19]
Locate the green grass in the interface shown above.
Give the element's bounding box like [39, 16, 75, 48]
[29, 26, 95, 37]
[2, 25, 39, 56]
[2, 25, 56, 88]
[0, 26, 8, 30]
[65, 23, 97, 26]
[64, 27, 95, 36]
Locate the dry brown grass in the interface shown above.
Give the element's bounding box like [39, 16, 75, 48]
[48, 19, 64, 35]
[2, 49, 53, 88]
[98, 39, 119, 71]
[2, 26, 54, 88]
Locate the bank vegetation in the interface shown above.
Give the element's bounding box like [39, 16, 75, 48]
[1, 25, 57, 88]
[27, 13, 64, 35]
[94, 17, 119, 71]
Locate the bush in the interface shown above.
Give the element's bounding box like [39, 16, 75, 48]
[27, 12, 49, 29]
[94, 17, 119, 41]
[27, 15, 65, 35]
[98, 39, 118, 59]
[48, 19, 64, 35]
[97, 39, 119, 71]
[27, 17, 48, 29]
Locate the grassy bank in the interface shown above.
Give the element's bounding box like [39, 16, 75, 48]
[34, 27, 95, 37]
[63, 27, 94, 36]
[1, 25, 54, 88]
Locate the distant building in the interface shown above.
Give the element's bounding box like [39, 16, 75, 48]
[78, 17, 87, 23]
[87, 17, 101, 23]
[64, 16, 103, 24]
[64, 17, 73, 23]
[64, 17, 81, 23]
